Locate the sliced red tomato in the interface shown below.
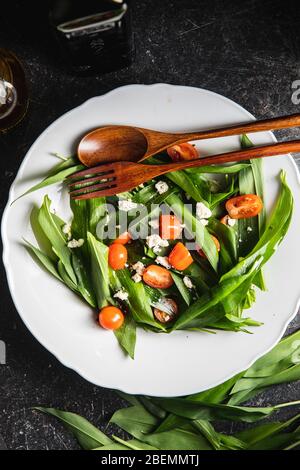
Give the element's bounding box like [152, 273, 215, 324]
[108, 243, 127, 270]
[167, 143, 199, 162]
[168, 242, 193, 271]
[142, 265, 174, 289]
[226, 194, 263, 219]
[99, 306, 124, 330]
[160, 214, 182, 240]
[113, 231, 132, 245]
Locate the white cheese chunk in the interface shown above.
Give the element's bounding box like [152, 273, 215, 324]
[113, 290, 129, 301]
[227, 217, 236, 227]
[118, 199, 138, 212]
[146, 234, 169, 254]
[196, 202, 212, 220]
[155, 180, 169, 194]
[62, 222, 72, 240]
[155, 256, 171, 269]
[200, 219, 209, 226]
[183, 276, 194, 289]
[132, 261, 145, 275]
[67, 238, 84, 248]
[132, 273, 142, 283]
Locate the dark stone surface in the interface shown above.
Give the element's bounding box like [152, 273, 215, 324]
[0, 0, 300, 450]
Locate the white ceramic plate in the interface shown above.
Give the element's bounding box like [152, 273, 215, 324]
[2, 84, 300, 397]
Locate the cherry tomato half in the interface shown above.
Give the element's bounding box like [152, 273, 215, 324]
[160, 214, 182, 240]
[168, 242, 193, 271]
[197, 235, 221, 258]
[225, 194, 263, 219]
[108, 243, 127, 270]
[143, 265, 174, 289]
[167, 143, 199, 162]
[99, 306, 124, 330]
[113, 231, 132, 245]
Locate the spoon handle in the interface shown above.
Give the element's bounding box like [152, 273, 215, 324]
[151, 139, 300, 175]
[168, 114, 300, 143]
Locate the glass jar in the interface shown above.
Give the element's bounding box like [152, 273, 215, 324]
[0, 49, 28, 132]
[49, 0, 134, 74]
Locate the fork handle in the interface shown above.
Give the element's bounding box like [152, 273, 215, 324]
[166, 114, 300, 145]
[152, 140, 300, 175]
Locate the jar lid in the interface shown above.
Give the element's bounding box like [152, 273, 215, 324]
[0, 49, 28, 132]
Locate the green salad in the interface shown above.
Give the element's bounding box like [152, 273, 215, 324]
[24, 135, 293, 359]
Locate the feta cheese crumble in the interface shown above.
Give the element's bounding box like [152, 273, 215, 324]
[118, 199, 138, 212]
[196, 202, 212, 221]
[67, 238, 84, 248]
[200, 219, 209, 226]
[132, 261, 145, 275]
[227, 217, 236, 227]
[62, 222, 72, 240]
[113, 290, 129, 301]
[247, 226, 253, 232]
[132, 273, 142, 283]
[155, 256, 171, 269]
[155, 180, 169, 195]
[183, 276, 194, 289]
[146, 234, 169, 254]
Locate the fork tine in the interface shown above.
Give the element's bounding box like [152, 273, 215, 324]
[70, 183, 118, 200]
[68, 163, 116, 180]
[69, 177, 116, 196]
[68, 171, 114, 188]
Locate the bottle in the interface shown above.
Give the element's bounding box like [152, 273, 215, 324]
[49, 0, 134, 74]
[0, 49, 28, 133]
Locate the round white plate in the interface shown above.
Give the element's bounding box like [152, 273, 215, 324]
[2, 84, 300, 397]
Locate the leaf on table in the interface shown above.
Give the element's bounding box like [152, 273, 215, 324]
[35, 407, 112, 450]
[153, 397, 300, 424]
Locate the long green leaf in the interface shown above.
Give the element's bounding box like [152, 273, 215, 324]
[35, 407, 112, 449]
[16, 160, 84, 201]
[87, 233, 111, 308]
[25, 240, 62, 282]
[153, 397, 300, 423]
[38, 196, 77, 284]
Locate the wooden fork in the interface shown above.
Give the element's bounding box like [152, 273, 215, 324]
[68, 140, 300, 200]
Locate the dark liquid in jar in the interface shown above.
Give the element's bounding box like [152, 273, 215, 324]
[49, 0, 134, 74]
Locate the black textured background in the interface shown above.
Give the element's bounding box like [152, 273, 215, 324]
[0, 0, 300, 450]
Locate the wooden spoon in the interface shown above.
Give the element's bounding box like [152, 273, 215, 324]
[78, 114, 300, 167]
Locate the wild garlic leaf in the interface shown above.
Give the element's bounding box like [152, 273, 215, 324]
[24, 240, 62, 282]
[153, 397, 300, 423]
[235, 413, 300, 448]
[114, 313, 136, 360]
[87, 232, 111, 309]
[37, 195, 77, 284]
[16, 160, 84, 201]
[35, 407, 112, 449]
